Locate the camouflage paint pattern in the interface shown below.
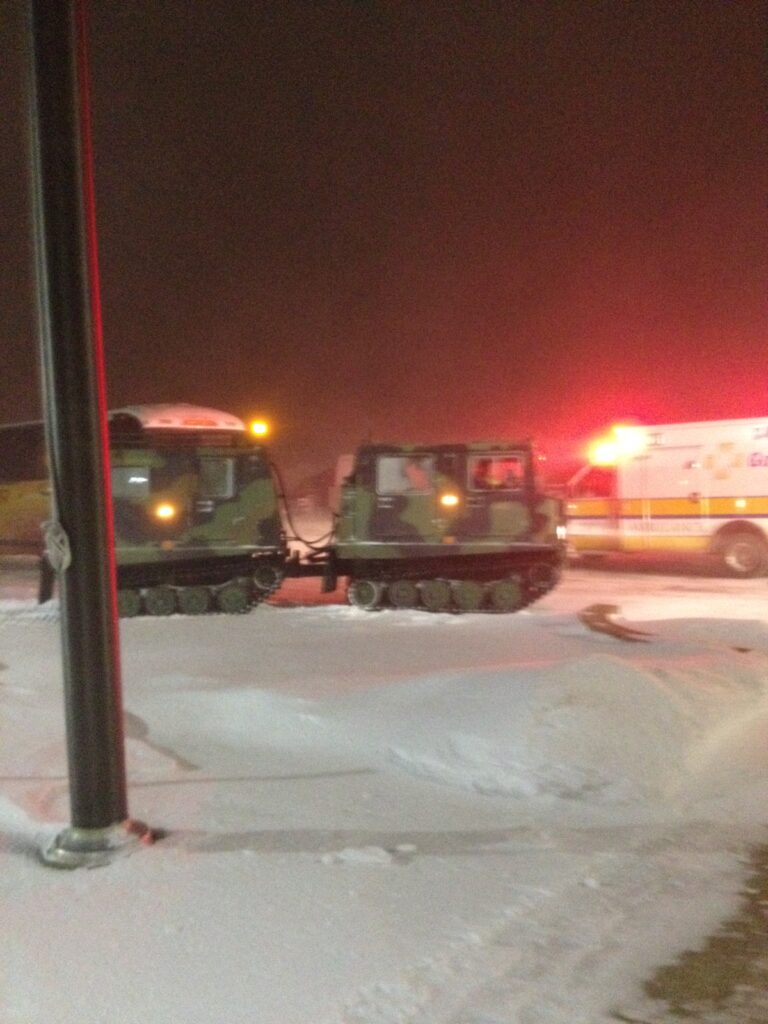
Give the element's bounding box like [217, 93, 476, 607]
[111, 445, 283, 566]
[0, 417, 564, 616]
[334, 442, 564, 565]
[0, 435, 284, 573]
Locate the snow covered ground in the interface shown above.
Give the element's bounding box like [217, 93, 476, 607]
[1, 559, 767, 1023]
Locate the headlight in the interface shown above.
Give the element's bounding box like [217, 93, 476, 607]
[153, 502, 177, 521]
[556, 524, 567, 541]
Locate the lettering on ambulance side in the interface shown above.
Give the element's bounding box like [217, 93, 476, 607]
[748, 451, 768, 467]
[642, 519, 707, 534]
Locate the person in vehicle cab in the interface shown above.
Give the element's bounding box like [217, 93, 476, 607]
[403, 457, 430, 491]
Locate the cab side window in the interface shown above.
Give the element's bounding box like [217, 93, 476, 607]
[468, 454, 525, 491]
[111, 465, 151, 498]
[376, 455, 434, 494]
[569, 466, 616, 499]
[199, 457, 236, 499]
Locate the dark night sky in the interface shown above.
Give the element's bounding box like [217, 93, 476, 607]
[1, 1, 765, 480]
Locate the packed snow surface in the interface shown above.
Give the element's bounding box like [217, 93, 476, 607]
[1, 561, 767, 1023]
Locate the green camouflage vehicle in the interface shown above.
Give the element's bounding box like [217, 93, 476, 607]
[322, 441, 565, 613]
[0, 405, 286, 616]
[108, 406, 286, 615]
[1, 408, 564, 616]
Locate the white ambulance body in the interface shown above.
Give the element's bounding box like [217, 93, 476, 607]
[566, 418, 768, 576]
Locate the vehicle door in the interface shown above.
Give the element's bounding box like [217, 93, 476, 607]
[459, 451, 532, 541]
[565, 464, 619, 551]
[368, 452, 440, 543]
[189, 450, 269, 547]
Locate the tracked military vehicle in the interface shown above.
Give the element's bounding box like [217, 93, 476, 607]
[109, 405, 286, 615]
[0, 405, 287, 616]
[311, 441, 565, 613]
[1, 407, 565, 615]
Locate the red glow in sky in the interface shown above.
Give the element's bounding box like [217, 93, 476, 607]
[0, 1, 765, 480]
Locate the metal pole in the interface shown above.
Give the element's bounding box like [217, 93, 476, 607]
[27, 0, 150, 866]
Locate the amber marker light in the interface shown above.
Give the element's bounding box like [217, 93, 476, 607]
[250, 419, 270, 437]
[440, 493, 460, 508]
[154, 502, 177, 520]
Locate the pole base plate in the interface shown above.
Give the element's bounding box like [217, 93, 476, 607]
[40, 818, 154, 869]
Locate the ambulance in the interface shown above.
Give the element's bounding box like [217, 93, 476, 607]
[566, 418, 768, 577]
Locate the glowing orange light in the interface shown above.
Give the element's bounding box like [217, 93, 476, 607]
[587, 424, 646, 466]
[440, 493, 460, 507]
[612, 424, 646, 457]
[588, 439, 619, 466]
[250, 419, 269, 437]
[154, 502, 177, 520]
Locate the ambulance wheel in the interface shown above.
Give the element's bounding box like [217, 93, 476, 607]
[720, 532, 768, 578]
[348, 579, 384, 610]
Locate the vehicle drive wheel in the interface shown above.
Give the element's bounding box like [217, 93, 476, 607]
[419, 579, 452, 612]
[488, 578, 523, 613]
[451, 580, 484, 612]
[253, 564, 281, 592]
[720, 532, 768, 578]
[144, 586, 177, 616]
[117, 589, 142, 618]
[387, 579, 419, 609]
[348, 579, 384, 610]
[177, 586, 211, 615]
[216, 581, 252, 614]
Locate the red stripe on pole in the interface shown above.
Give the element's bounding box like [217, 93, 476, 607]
[73, 0, 125, 724]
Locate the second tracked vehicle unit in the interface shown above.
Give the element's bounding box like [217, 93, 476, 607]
[306, 441, 566, 613]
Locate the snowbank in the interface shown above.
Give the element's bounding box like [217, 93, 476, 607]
[1, 567, 767, 1023]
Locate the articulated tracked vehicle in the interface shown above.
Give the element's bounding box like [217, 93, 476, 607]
[0, 405, 565, 615]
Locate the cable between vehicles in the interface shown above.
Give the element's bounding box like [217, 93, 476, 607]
[269, 461, 337, 552]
